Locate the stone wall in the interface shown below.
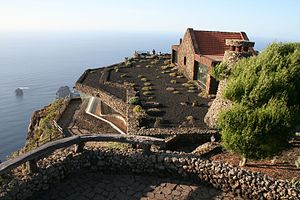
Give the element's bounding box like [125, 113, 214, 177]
[177, 29, 196, 80]
[1, 147, 299, 200]
[26, 98, 70, 142]
[204, 79, 233, 128]
[204, 50, 252, 128]
[76, 83, 130, 122]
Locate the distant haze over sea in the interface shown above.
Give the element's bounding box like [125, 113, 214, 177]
[0, 31, 290, 160]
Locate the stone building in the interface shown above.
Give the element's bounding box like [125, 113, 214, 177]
[171, 28, 256, 94]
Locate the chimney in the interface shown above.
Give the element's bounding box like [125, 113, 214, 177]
[224, 39, 255, 64]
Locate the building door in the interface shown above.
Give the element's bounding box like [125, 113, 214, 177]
[172, 50, 178, 63]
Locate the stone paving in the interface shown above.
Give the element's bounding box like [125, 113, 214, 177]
[28, 171, 242, 200]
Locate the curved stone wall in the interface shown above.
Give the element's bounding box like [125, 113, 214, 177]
[0, 147, 299, 200]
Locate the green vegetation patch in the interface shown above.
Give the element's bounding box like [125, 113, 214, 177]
[129, 97, 140, 105]
[143, 91, 153, 96]
[25, 99, 65, 152]
[133, 105, 144, 113]
[166, 87, 175, 92]
[170, 79, 177, 84]
[218, 43, 300, 159]
[142, 86, 153, 91]
[144, 82, 152, 86]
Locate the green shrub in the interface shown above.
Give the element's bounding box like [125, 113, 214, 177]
[142, 86, 153, 91]
[212, 62, 231, 80]
[129, 97, 140, 105]
[143, 91, 153, 96]
[114, 67, 119, 72]
[133, 105, 144, 113]
[120, 74, 127, 78]
[146, 108, 162, 115]
[219, 43, 300, 159]
[161, 65, 172, 70]
[169, 72, 177, 77]
[166, 87, 175, 92]
[123, 82, 135, 87]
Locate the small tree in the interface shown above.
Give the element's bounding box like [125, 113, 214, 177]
[217, 43, 300, 160]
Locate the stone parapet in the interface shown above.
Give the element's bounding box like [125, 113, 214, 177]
[76, 83, 129, 121]
[0, 147, 299, 199]
[225, 39, 255, 47]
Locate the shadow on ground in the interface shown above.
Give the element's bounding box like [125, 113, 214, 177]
[27, 170, 239, 200]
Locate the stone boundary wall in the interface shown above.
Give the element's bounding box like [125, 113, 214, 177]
[27, 98, 70, 140]
[136, 127, 217, 136]
[54, 98, 71, 122]
[76, 66, 214, 136]
[1, 147, 299, 200]
[76, 83, 129, 121]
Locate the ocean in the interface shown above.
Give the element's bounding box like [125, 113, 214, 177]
[0, 31, 270, 160]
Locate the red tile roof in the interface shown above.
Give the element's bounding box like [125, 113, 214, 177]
[193, 30, 244, 55]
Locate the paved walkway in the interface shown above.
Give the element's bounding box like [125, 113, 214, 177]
[58, 99, 82, 137]
[28, 172, 241, 200]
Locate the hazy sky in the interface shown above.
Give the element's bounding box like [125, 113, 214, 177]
[0, 0, 299, 40]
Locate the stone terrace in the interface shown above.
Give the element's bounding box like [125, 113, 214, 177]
[28, 171, 239, 200]
[77, 55, 210, 130]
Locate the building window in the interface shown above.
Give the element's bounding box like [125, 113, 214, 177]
[183, 56, 187, 65]
[195, 62, 207, 86]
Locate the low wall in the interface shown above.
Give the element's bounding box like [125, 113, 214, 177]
[0, 147, 299, 200]
[76, 83, 129, 122]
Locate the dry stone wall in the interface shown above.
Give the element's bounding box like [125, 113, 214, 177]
[76, 83, 129, 121]
[0, 147, 299, 200]
[204, 50, 251, 128]
[177, 29, 196, 80]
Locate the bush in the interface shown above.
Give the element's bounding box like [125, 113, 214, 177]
[142, 86, 153, 91]
[166, 87, 175, 92]
[169, 72, 177, 77]
[143, 91, 153, 96]
[146, 108, 162, 116]
[133, 105, 144, 113]
[170, 79, 177, 84]
[129, 97, 140, 105]
[218, 43, 300, 159]
[120, 74, 127, 78]
[212, 62, 230, 80]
